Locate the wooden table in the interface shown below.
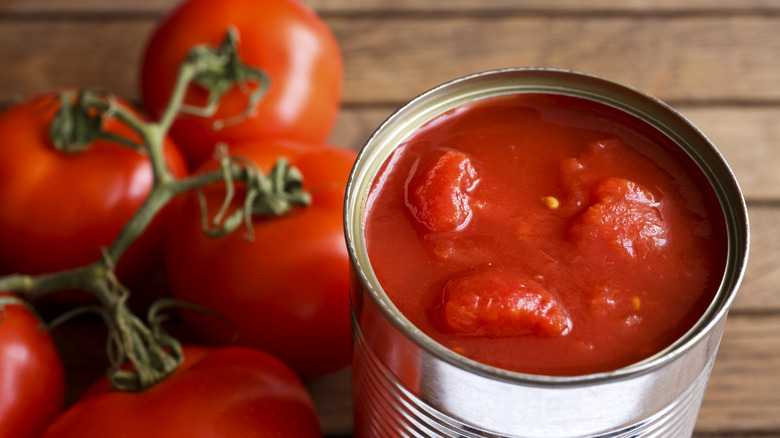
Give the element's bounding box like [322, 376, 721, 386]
[1, 1, 778, 437]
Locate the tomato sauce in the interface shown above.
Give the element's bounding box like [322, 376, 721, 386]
[363, 93, 727, 376]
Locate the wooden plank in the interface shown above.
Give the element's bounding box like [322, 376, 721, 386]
[0, 19, 153, 104]
[694, 435, 780, 438]
[681, 107, 780, 202]
[51, 313, 780, 435]
[697, 314, 780, 433]
[313, 0, 780, 14]
[3, 0, 780, 15]
[328, 106, 390, 151]
[732, 204, 780, 313]
[307, 366, 353, 436]
[333, 15, 780, 104]
[0, 16, 778, 105]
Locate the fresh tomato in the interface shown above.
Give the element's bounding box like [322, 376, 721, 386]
[164, 140, 355, 379]
[76, 345, 212, 403]
[40, 345, 322, 438]
[0, 92, 188, 293]
[140, 0, 343, 169]
[0, 293, 65, 438]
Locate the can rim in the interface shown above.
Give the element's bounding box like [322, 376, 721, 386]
[344, 67, 750, 387]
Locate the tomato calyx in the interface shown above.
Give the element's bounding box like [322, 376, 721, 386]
[48, 91, 104, 153]
[199, 146, 311, 239]
[49, 90, 146, 154]
[179, 26, 270, 131]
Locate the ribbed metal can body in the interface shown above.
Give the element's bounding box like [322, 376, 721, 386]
[344, 68, 749, 438]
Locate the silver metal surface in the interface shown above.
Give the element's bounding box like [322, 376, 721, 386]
[344, 68, 749, 438]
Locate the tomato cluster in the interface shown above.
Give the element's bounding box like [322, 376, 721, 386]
[0, 0, 353, 435]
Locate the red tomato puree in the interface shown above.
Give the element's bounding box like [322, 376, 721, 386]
[363, 93, 727, 376]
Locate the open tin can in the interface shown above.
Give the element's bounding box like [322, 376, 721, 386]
[344, 68, 749, 438]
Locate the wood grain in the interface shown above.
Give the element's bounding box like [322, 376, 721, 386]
[697, 314, 780, 433]
[334, 16, 780, 104]
[3, 0, 780, 15]
[731, 204, 780, 312]
[0, 19, 152, 103]
[681, 108, 780, 202]
[0, 16, 778, 104]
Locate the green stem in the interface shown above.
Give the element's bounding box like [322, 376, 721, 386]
[0, 27, 290, 392]
[0, 267, 96, 302]
[103, 183, 175, 267]
[93, 60, 219, 264]
[159, 63, 198, 135]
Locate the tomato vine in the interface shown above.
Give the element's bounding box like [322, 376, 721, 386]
[0, 28, 309, 392]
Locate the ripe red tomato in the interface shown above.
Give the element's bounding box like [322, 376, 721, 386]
[140, 0, 343, 169]
[164, 140, 355, 379]
[40, 345, 322, 438]
[76, 345, 212, 403]
[0, 293, 65, 438]
[0, 92, 188, 291]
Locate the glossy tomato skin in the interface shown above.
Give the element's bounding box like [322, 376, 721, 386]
[0, 293, 66, 438]
[140, 0, 343, 168]
[0, 93, 188, 292]
[40, 346, 322, 438]
[76, 345, 212, 402]
[165, 140, 355, 379]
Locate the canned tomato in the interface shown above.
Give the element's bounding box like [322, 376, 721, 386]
[344, 68, 749, 437]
